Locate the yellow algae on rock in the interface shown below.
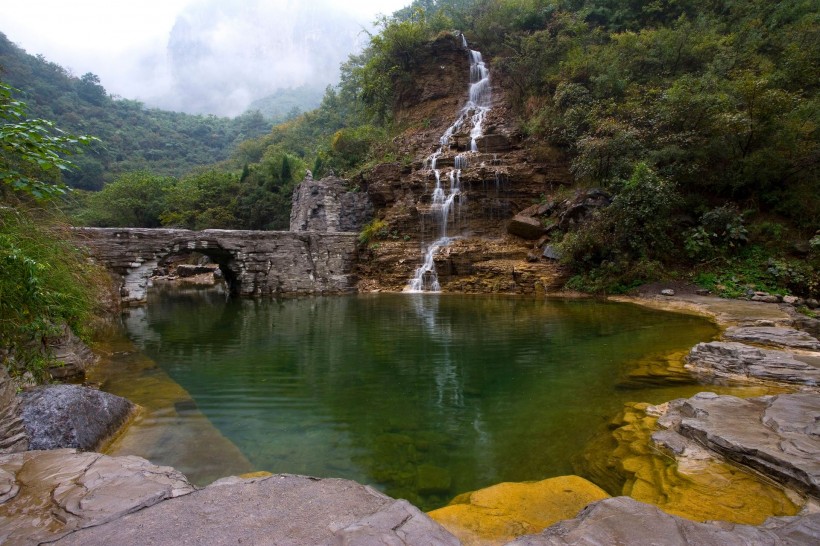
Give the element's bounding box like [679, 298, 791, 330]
[577, 402, 802, 526]
[238, 471, 274, 479]
[427, 475, 609, 545]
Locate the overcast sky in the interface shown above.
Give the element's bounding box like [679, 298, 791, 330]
[3, 0, 410, 115]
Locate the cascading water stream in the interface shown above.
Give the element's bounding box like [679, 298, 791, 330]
[406, 34, 492, 292]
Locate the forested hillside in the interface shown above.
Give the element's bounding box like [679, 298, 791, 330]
[0, 32, 273, 190]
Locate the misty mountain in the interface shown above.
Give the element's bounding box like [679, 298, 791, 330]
[246, 85, 326, 120]
[0, 32, 272, 190]
[150, 0, 370, 117]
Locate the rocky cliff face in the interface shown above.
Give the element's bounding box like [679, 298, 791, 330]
[351, 34, 573, 293]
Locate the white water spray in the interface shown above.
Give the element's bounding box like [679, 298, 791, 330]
[406, 34, 492, 292]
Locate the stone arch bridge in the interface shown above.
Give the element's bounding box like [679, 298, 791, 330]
[74, 228, 359, 305]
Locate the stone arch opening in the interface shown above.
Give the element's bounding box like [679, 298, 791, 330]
[163, 241, 242, 296]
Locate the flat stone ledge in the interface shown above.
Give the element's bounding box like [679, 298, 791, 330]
[686, 341, 820, 386]
[507, 496, 820, 545]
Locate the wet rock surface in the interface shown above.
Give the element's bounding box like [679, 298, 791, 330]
[53, 474, 458, 546]
[658, 392, 820, 496]
[0, 449, 193, 545]
[508, 496, 820, 546]
[20, 384, 134, 451]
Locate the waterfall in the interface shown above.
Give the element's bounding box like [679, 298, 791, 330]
[406, 34, 492, 292]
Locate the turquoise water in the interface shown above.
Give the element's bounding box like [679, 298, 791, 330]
[118, 289, 718, 509]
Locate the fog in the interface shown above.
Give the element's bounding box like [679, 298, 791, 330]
[3, 0, 409, 117]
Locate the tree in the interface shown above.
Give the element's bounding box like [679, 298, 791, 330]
[0, 81, 97, 201]
[77, 171, 174, 227]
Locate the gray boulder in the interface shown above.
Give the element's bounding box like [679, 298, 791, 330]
[507, 215, 545, 239]
[507, 496, 820, 545]
[53, 473, 459, 545]
[20, 384, 134, 451]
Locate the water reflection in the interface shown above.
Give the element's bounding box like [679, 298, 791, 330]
[108, 288, 720, 509]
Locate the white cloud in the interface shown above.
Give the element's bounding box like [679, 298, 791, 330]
[3, 0, 409, 114]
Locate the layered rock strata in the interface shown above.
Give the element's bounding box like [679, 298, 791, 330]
[0, 369, 27, 454]
[686, 341, 820, 386]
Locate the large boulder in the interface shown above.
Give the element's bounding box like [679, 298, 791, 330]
[507, 215, 545, 240]
[508, 496, 820, 545]
[20, 384, 135, 451]
[53, 474, 459, 545]
[0, 449, 193, 545]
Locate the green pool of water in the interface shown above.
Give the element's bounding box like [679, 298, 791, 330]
[110, 289, 719, 510]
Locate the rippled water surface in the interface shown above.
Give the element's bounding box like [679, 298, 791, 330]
[100, 288, 719, 509]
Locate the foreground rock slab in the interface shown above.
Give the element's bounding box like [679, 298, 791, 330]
[658, 392, 820, 497]
[428, 475, 609, 545]
[0, 449, 193, 544]
[20, 384, 135, 450]
[52, 474, 459, 545]
[508, 496, 820, 545]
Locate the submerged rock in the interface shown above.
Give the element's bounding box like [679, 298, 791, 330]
[20, 384, 134, 451]
[658, 392, 820, 497]
[508, 496, 820, 545]
[428, 475, 609, 545]
[53, 474, 458, 545]
[0, 449, 193, 544]
[576, 401, 800, 525]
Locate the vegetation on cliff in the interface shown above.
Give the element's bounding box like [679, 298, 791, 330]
[0, 83, 105, 379]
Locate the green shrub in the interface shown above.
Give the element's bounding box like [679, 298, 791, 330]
[0, 207, 105, 380]
[560, 163, 680, 291]
[358, 218, 389, 245]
